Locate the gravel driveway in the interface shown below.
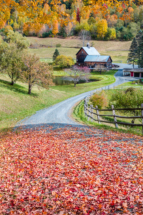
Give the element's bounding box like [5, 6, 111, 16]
[16, 64, 139, 127]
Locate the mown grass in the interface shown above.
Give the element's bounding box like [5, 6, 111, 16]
[73, 100, 143, 136]
[0, 70, 116, 131]
[29, 47, 128, 63]
[27, 37, 131, 63]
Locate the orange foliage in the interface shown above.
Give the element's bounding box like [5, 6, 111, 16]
[52, 19, 59, 36]
[128, 6, 134, 13]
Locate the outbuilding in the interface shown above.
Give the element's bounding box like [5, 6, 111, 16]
[123, 68, 143, 78]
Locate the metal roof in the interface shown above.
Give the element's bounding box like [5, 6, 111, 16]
[82, 47, 100, 56]
[84, 55, 110, 62]
[123, 68, 143, 72]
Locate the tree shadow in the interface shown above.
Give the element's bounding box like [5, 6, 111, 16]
[0, 79, 38, 97]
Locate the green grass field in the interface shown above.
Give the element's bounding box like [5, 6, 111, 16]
[0, 70, 116, 131]
[27, 37, 131, 63]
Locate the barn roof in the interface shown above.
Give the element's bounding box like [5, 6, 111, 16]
[76, 47, 100, 56]
[84, 55, 110, 62]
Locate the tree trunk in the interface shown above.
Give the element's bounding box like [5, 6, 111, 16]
[28, 84, 32, 94]
[11, 80, 14, 85]
[74, 82, 76, 87]
[133, 60, 134, 68]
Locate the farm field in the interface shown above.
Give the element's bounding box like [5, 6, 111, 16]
[0, 70, 116, 131]
[27, 37, 131, 63]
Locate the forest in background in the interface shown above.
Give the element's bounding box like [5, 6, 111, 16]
[0, 0, 143, 41]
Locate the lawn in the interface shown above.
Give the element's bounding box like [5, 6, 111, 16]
[0, 70, 116, 131]
[27, 37, 131, 63]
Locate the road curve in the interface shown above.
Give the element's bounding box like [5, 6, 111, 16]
[16, 64, 138, 127]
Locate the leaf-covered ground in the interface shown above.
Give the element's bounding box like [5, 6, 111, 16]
[0, 124, 143, 214]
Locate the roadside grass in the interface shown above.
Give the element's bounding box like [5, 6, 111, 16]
[0, 70, 116, 131]
[73, 100, 143, 136]
[116, 80, 143, 89]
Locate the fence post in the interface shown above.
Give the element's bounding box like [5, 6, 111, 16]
[84, 99, 86, 117]
[87, 104, 89, 121]
[112, 105, 118, 128]
[96, 106, 100, 124]
[91, 105, 93, 122]
[141, 103, 143, 135]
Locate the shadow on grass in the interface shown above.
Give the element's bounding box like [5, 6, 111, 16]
[0, 79, 38, 97]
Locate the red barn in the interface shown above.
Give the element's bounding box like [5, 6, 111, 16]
[76, 44, 112, 68]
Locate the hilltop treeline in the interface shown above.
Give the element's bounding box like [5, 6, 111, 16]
[0, 0, 143, 40]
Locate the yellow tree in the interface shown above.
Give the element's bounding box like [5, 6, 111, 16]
[97, 19, 108, 39]
[110, 28, 116, 40]
[0, 0, 18, 29]
[52, 18, 59, 36]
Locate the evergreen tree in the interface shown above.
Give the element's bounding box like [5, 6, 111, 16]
[137, 34, 143, 68]
[53, 49, 60, 61]
[128, 37, 138, 68]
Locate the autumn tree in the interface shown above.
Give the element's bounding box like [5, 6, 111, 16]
[52, 19, 59, 36]
[76, 8, 80, 23]
[22, 54, 53, 94]
[64, 66, 90, 87]
[97, 19, 108, 39]
[54, 55, 74, 68]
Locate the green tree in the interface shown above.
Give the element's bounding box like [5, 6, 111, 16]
[128, 37, 138, 68]
[109, 88, 143, 122]
[53, 49, 60, 61]
[4, 30, 29, 50]
[0, 42, 24, 85]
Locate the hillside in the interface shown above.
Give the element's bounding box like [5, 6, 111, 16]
[27, 37, 131, 63]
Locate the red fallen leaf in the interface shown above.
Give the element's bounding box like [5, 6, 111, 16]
[0, 127, 143, 214]
[10, 200, 15, 207]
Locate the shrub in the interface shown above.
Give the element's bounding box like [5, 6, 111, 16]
[125, 87, 135, 94]
[56, 44, 61, 47]
[41, 31, 52, 38]
[54, 55, 74, 68]
[90, 91, 107, 109]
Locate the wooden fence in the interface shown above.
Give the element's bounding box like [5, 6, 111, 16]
[84, 98, 143, 134]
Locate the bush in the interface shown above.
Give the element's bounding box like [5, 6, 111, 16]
[54, 55, 74, 68]
[125, 87, 135, 94]
[56, 44, 61, 47]
[90, 91, 107, 109]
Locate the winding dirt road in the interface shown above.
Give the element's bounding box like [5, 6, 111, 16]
[16, 64, 138, 127]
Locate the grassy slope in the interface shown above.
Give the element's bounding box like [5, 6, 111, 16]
[27, 37, 131, 63]
[73, 84, 143, 135]
[0, 70, 116, 131]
